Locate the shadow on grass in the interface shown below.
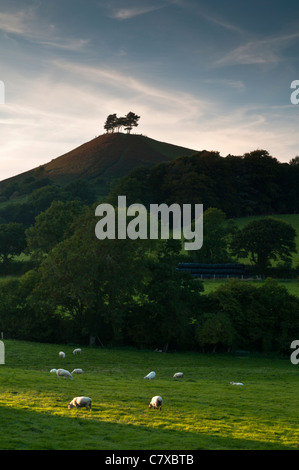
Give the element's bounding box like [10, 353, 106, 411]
[0, 404, 295, 451]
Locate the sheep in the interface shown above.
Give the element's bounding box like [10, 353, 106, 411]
[68, 396, 92, 411]
[56, 368, 73, 380]
[59, 351, 65, 359]
[71, 368, 84, 374]
[149, 396, 163, 411]
[230, 381, 244, 385]
[173, 372, 184, 379]
[73, 348, 82, 355]
[50, 368, 57, 373]
[144, 371, 156, 380]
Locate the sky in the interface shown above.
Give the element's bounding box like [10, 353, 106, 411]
[1, 0, 299, 180]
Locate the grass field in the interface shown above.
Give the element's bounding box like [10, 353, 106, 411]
[202, 278, 299, 297]
[0, 340, 298, 450]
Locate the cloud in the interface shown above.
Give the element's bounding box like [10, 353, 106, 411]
[108, 6, 164, 20]
[215, 31, 299, 67]
[51, 59, 213, 117]
[0, 9, 88, 51]
[106, 0, 177, 20]
[203, 79, 246, 91]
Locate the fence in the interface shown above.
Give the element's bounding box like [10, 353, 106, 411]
[177, 262, 249, 279]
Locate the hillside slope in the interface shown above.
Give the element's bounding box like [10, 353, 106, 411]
[0, 133, 197, 197]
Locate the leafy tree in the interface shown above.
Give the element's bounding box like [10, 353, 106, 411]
[124, 112, 140, 133]
[103, 112, 140, 134]
[26, 200, 85, 260]
[124, 244, 203, 350]
[195, 313, 235, 352]
[30, 208, 149, 344]
[27, 185, 64, 214]
[0, 222, 26, 265]
[206, 278, 299, 353]
[104, 113, 118, 133]
[207, 280, 266, 350]
[230, 217, 297, 272]
[64, 179, 96, 205]
[257, 278, 299, 353]
[189, 207, 236, 263]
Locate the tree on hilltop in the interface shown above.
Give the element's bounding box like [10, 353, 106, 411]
[124, 112, 140, 133]
[104, 114, 118, 133]
[104, 112, 140, 134]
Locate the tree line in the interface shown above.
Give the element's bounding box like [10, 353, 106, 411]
[0, 207, 298, 353]
[0, 148, 298, 352]
[0, 198, 297, 352]
[105, 150, 299, 217]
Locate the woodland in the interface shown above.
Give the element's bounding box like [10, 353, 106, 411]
[0, 143, 298, 353]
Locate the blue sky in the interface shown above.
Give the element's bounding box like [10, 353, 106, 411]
[1, 0, 299, 179]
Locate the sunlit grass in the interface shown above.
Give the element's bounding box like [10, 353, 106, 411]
[0, 340, 298, 450]
[202, 278, 299, 296]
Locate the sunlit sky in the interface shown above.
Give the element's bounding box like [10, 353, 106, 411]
[1, 0, 299, 180]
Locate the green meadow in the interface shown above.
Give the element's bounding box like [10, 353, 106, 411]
[0, 340, 298, 450]
[202, 278, 299, 297]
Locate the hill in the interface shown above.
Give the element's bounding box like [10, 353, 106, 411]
[0, 133, 197, 199]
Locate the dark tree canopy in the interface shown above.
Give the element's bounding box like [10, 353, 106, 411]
[104, 112, 140, 134]
[230, 217, 297, 272]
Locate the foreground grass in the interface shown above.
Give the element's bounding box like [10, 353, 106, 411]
[0, 340, 298, 450]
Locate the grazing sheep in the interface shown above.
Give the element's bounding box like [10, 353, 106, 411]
[73, 348, 82, 355]
[59, 351, 65, 359]
[144, 371, 156, 380]
[68, 396, 92, 411]
[173, 372, 184, 379]
[50, 369, 57, 373]
[56, 368, 73, 380]
[149, 396, 163, 410]
[71, 368, 83, 374]
[230, 381, 244, 385]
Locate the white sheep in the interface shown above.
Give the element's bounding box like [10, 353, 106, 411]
[56, 368, 73, 380]
[73, 348, 82, 355]
[230, 381, 244, 385]
[149, 395, 163, 410]
[68, 396, 92, 411]
[50, 368, 57, 373]
[59, 351, 65, 359]
[144, 371, 156, 380]
[71, 368, 84, 374]
[173, 372, 184, 379]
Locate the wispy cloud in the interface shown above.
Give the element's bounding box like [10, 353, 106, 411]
[173, 1, 245, 34]
[108, 5, 165, 20]
[203, 79, 246, 91]
[215, 31, 299, 67]
[0, 11, 29, 35]
[51, 59, 213, 116]
[0, 9, 88, 51]
[106, 0, 177, 20]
